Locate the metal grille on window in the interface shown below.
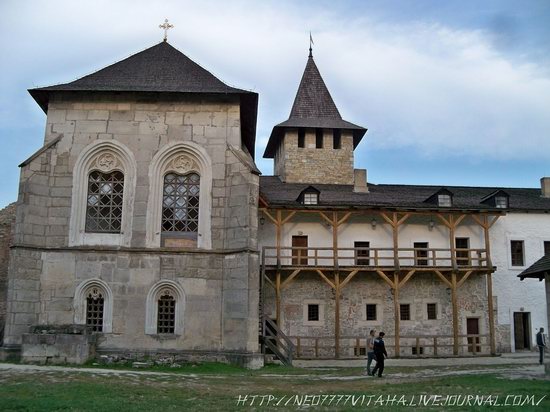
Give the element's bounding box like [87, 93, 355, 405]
[307, 304, 319, 321]
[157, 293, 176, 334]
[427, 303, 437, 320]
[85, 170, 124, 233]
[86, 288, 104, 332]
[162, 173, 200, 233]
[400, 304, 411, 321]
[366, 304, 377, 321]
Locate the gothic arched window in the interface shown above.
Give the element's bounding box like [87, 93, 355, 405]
[161, 172, 200, 236]
[145, 280, 185, 336]
[86, 287, 105, 332]
[85, 170, 125, 233]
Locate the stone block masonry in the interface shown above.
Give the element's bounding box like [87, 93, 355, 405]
[0, 203, 16, 340]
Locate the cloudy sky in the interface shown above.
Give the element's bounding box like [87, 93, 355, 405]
[1, 0, 550, 207]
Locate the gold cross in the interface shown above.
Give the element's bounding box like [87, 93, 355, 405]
[159, 19, 174, 42]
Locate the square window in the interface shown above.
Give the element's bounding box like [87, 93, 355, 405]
[308, 304, 319, 322]
[438, 194, 452, 207]
[400, 304, 411, 321]
[303, 193, 318, 205]
[427, 303, 437, 320]
[366, 304, 377, 321]
[510, 240, 524, 266]
[412, 346, 424, 355]
[495, 196, 508, 209]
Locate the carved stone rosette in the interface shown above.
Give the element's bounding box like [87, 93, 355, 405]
[95, 152, 120, 172]
[170, 155, 196, 174]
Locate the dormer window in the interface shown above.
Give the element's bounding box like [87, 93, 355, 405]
[438, 194, 452, 207]
[303, 192, 318, 205]
[298, 186, 320, 205]
[495, 196, 508, 209]
[480, 189, 509, 209]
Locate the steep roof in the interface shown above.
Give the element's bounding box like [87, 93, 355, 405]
[519, 255, 550, 281]
[28, 41, 258, 156]
[259, 176, 550, 212]
[263, 52, 366, 158]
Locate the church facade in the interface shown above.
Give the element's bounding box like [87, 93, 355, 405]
[1, 39, 549, 366]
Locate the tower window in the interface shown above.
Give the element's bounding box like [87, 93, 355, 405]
[298, 129, 305, 148]
[333, 130, 341, 149]
[315, 129, 323, 148]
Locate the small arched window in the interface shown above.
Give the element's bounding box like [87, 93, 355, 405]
[161, 172, 200, 236]
[85, 170, 125, 233]
[157, 290, 176, 334]
[86, 287, 105, 332]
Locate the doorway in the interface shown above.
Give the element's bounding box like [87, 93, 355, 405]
[466, 317, 481, 353]
[292, 236, 308, 265]
[513, 312, 531, 350]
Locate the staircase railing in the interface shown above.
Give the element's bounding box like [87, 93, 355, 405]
[261, 315, 295, 366]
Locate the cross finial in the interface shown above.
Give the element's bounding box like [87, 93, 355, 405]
[309, 32, 314, 57]
[159, 19, 174, 42]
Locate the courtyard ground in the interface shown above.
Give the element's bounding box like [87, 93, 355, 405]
[0, 354, 548, 411]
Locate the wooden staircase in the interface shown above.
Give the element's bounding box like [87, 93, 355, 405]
[260, 315, 295, 366]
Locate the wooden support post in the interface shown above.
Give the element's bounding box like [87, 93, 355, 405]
[275, 271, 281, 328]
[297, 337, 301, 358]
[451, 272, 459, 355]
[487, 272, 496, 355]
[276, 210, 282, 267]
[335, 271, 341, 358]
[332, 211, 339, 269]
[449, 215, 457, 269]
[394, 272, 400, 358]
[392, 213, 400, 270]
[434, 337, 438, 356]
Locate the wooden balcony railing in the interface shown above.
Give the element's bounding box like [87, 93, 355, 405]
[262, 246, 488, 269]
[290, 334, 490, 359]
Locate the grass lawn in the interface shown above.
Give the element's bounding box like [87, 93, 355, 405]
[0, 363, 548, 411]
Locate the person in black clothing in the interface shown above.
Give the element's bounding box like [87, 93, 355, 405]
[371, 332, 388, 377]
[536, 328, 546, 365]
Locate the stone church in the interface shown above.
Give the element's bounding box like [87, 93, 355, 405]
[1, 37, 549, 367]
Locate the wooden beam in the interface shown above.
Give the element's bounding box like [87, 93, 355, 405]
[397, 212, 411, 226]
[456, 270, 473, 288]
[434, 270, 452, 287]
[436, 213, 451, 228]
[332, 212, 339, 269]
[315, 269, 336, 289]
[318, 211, 333, 226]
[451, 272, 459, 356]
[487, 272, 496, 355]
[259, 195, 269, 208]
[335, 272, 341, 358]
[264, 274, 275, 290]
[487, 215, 500, 229]
[398, 269, 416, 288]
[379, 211, 395, 226]
[281, 211, 297, 225]
[376, 269, 396, 288]
[280, 269, 301, 290]
[275, 271, 281, 328]
[340, 269, 359, 289]
[260, 209, 278, 225]
[338, 212, 353, 226]
[276, 210, 282, 267]
[394, 272, 401, 358]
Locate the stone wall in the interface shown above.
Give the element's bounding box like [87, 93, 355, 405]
[263, 271, 490, 357]
[274, 129, 354, 184]
[0, 203, 16, 340]
[4, 93, 261, 360]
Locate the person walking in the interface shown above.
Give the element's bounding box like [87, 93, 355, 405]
[536, 328, 546, 365]
[371, 332, 388, 377]
[365, 329, 376, 376]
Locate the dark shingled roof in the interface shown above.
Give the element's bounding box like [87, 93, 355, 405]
[260, 176, 550, 212]
[28, 41, 258, 156]
[519, 255, 550, 281]
[263, 53, 366, 158]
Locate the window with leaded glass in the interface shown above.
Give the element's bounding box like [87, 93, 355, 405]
[85, 170, 124, 233]
[157, 292, 176, 334]
[86, 287, 104, 332]
[162, 172, 200, 235]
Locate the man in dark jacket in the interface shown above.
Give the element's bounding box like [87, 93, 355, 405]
[536, 328, 546, 365]
[371, 332, 388, 377]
